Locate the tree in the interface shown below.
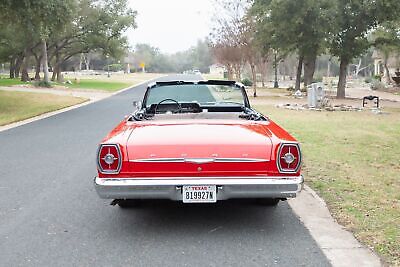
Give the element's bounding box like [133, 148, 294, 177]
[1, 0, 75, 82]
[328, 0, 400, 98]
[0, 0, 136, 83]
[251, 0, 334, 91]
[240, 15, 261, 96]
[48, 0, 136, 82]
[372, 22, 400, 84]
[209, 0, 248, 81]
[0, 20, 27, 78]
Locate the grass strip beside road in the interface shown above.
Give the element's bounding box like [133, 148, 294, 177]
[255, 105, 400, 266]
[0, 78, 130, 92]
[0, 78, 28, 87]
[64, 79, 131, 92]
[0, 91, 87, 126]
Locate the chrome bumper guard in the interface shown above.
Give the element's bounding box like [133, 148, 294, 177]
[94, 176, 304, 201]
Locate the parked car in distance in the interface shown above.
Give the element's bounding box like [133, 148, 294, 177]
[182, 69, 201, 75]
[192, 69, 201, 75]
[94, 80, 303, 207]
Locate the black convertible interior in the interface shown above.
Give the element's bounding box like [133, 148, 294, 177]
[129, 80, 267, 121]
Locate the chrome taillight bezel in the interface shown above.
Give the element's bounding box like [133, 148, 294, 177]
[277, 142, 302, 174]
[97, 144, 122, 174]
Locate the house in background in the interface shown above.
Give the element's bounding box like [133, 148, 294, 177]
[209, 64, 226, 78]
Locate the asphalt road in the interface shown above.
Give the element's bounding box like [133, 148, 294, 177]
[0, 74, 331, 267]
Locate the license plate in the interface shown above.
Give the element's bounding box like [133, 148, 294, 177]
[182, 185, 217, 203]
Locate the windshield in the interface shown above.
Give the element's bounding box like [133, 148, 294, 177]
[144, 84, 245, 107]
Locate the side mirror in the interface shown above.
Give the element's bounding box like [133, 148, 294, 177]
[132, 101, 142, 110]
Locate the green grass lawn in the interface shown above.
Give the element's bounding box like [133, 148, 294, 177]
[0, 77, 131, 92]
[0, 78, 28, 87]
[63, 79, 131, 92]
[255, 105, 400, 266]
[0, 91, 87, 126]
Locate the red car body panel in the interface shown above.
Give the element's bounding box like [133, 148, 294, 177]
[97, 118, 301, 178]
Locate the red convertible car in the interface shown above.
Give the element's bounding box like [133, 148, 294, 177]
[94, 80, 303, 207]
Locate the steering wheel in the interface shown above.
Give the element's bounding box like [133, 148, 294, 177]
[154, 98, 182, 114]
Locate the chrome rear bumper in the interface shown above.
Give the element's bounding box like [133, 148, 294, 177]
[94, 176, 304, 201]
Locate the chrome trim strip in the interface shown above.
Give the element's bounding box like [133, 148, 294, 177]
[95, 175, 303, 186]
[214, 158, 269, 163]
[185, 158, 215, 164]
[129, 158, 269, 163]
[131, 158, 185, 163]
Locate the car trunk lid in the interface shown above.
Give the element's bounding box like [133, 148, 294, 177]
[124, 123, 272, 177]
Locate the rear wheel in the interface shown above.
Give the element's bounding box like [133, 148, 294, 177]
[256, 198, 280, 206]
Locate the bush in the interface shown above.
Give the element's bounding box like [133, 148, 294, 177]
[104, 64, 123, 72]
[370, 79, 385, 91]
[34, 80, 52, 88]
[364, 77, 372, 84]
[241, 78, 253, 86]
[312, 75, 323, 83]
[373, 74, 382, 81]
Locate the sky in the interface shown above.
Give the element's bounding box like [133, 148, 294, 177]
[127, 0, 215, 54]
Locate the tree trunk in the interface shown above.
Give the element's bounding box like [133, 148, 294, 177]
[355, 58, 362, 77]
[51, 65, 57, 81]
[35, 56, 42, 81]
[260, 69, 265, 87]
[384, 57, 392, 84]
[51, 50, 64, 82]
[295, 55, 304, 91]
[14, 55, 23, 78]
[85, 54, 90, 70]
[257, 57, 268, 87]
[41, 39, 50, 83]
[225, 64, 233, 80]
[9, 57, 16, 79]
[303, 53, 317, 87]
[56, 64, 63, 83]
[20, 47, 30, 82]
[337, 58, 349, 99]
[79, 53, 83, 71]
[234, 64, 241, 81]
[250, 63, 257, 97]
[327, 58, 331, 77]
[21, 66, 29, 82]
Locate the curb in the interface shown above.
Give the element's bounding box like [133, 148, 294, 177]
[288, 185, 382, 267]
[0, 77, 162, 133]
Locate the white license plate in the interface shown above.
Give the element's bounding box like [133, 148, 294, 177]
[182, 185, 217, 203]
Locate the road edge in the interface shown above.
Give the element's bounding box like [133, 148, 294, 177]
[0, 77, 160, 133]
[288, 185, 382, 267]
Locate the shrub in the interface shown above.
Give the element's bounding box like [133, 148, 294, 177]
[104, 64, 123, 72]
[34, 80, 52, 88]
[313, 76, 323, 83]
[364, 77, 372, 83]
[373, 74, 382, 81]
[370, 79, 385, 90]
[241, 78, 253, 86]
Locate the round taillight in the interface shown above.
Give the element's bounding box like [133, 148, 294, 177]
[104, 153, 116, 165]
[283, 152, 295, 164]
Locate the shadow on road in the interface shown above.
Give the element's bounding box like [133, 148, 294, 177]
[107, 200, 290, 237]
